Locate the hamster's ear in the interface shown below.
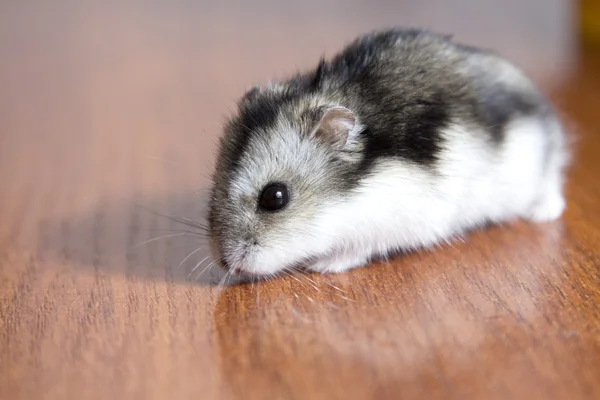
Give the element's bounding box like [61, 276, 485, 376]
[313, 106, 358, 149]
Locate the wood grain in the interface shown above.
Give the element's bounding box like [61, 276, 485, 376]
[1, 2, 599, 400]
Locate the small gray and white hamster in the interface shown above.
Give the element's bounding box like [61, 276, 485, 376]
[207, 28, 569, 277]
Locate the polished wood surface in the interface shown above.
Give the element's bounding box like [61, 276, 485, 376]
[1, 3, 599, 400]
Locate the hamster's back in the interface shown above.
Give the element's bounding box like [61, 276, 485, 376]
[311, 28, 560, 169]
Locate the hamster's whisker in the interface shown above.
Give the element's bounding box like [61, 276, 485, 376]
[225, 268, 236, 287]
[171, 242, 208, 248]
[265, 271, 282, 283]
[212, 270, 230, 299]
[135, 204, 211, 233]
[281, 269, 305, 285]
[174, 216, 210, 231]
[298, 273, 320, 288]
[298, 275, 321, 293]
[179, 249, 208, 270]
[188, 256, 211, 279]
[322, 300, 341, 310]
[193, 187, 211, 195]
[289, 305, 311, 323]
[256, 280, 261, 307]
[285, 270, 320, 293]
[195, 260, 217, 281]
[250, 274, 256, 295]
[133, 232, 188, 248]
[133, 231, 209, 249]
[288, 266, 353, 301]
[280, 270, 320, 303]
[145, 228, 208, 236]
[319, 279, 347, 294]
[145, 155, 179, 165]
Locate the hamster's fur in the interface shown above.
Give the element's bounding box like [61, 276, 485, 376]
[208, 28, 569, 276]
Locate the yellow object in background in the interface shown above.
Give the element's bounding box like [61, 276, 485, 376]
[580, 0, 600, 46]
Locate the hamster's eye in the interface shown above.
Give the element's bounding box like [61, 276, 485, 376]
[259, 183, 289, 212]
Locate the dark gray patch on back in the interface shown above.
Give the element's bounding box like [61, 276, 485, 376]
[212, 26, 553, 207]
[469, 80, 541, 144]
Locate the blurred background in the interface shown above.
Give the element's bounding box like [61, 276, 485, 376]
[0, 0, 594, 237]
[0, 0, 588, 203]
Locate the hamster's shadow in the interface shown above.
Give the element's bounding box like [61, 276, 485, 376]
[37, 188, 243, 286]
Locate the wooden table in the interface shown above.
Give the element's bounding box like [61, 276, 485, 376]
[1, 3, 599, 400]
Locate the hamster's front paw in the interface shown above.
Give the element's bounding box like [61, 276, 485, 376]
[528, 192, 565, 222]
[306, 252, 370, 274]
[525, 176, 566, 222]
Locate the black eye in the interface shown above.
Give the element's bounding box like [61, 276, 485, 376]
[259, 183, 289, 211]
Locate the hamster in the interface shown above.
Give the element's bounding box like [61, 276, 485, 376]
[207, 28, 569, 277]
